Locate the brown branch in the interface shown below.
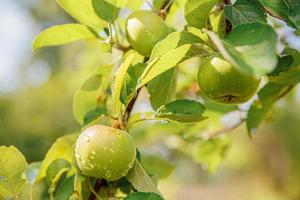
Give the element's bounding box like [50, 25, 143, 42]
[88, 179, 106, 200]
[159, 0, 173, 19]
[202, 118, 245, 140]
[275, 85, 294, 100]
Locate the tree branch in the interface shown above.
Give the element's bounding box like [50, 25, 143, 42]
[202, 118, 245, 140]
[159, 0, 173, 19]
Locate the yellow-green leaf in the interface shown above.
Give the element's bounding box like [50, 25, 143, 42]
[0, 146, 28, 199]
[57, 0, 106, 31]
[32, 24, 96, 51]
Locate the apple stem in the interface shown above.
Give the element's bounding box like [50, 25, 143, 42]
[223, 0, 232, 34]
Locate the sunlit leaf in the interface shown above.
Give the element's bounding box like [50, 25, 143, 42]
[57, 0, 106, 31]
[208, 23, 278, 76]
[112, 53, 137, 117]
[127, 161, 161, 195]
[184, 0, 220, 29]
[92, 0, 121, 22]
[32, 24, 97, 51]
[73, 65, 112, 125]
[0, 146, 28, 199]
[36, 133, 78, 182]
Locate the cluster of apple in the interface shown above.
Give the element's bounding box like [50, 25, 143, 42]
[75, 10, 260, 181]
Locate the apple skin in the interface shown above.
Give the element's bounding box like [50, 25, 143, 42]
[197, 56, 260, 104]
[75, 125, 136, 181]
[125, 10, 169, 56]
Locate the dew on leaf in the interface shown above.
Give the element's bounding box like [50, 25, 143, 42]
[105, 170, 112, 178]
[83, 135, 90, 142]
[0, 176, 7, 182]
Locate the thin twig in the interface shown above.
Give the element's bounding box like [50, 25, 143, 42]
[202, 118, 246, 140]
[159, 0, 174, 19]
[88, 179, 106, 200]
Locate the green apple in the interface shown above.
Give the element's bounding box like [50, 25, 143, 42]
[125, 10, 169, 56]
[198, 56, 260, 104]
[75, 125, 136, 181]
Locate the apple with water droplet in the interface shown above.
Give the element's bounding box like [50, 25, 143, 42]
[197, 56, 260, 104]
[75, 125, 136, 181]
[125, 10, 170, 56]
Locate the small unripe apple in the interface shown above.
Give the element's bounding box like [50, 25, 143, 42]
[75, 125, 136, 181]
[125, 10, 169, 56]
[197, 56, 260, 104]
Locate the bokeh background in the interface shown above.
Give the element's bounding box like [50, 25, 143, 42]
[1, 0, 300, 200]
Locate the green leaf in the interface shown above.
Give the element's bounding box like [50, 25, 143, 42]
[140, 44, 202, 86]
[140, 150, 174, 179]
[112, 53, 137, 117]
[46, 159, 71, 185]
[150, 31, 205, 60]
[269, 66, 300, 85]
[73, 65, 112, 125]
[147, 68, 177, 110]
[269, 50, 300, 85]
[0, 146, 28, 199]
[57, 0, 106, 31]
[125, 192, 163, 200]
[185, 0, 220, 29]
[32, 24, 96, 51]
[246, 82, 291, 134]
[260, 0, 291, 22]
[127, 161, 161, 196]
[156, 99, 207, 123]
[121, 63, 145, 107]
[36, 133, 78, 182]
[55, 176, 75, 200]
[139, 31, 209, 87]
[208, 22, 278, 76]
[224, 0, 267, 27]
[193, 137, 231, 172]
[285, 0, 300, 29]
[92, 0, 120, 22]
[269, 55, 293, 76]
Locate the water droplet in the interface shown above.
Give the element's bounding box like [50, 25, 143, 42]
[89, 163, 94, 169]
[90, 155, 94, 160]
[117, 134, 122, 138]
[105, 170, 112, 178]
[254, 99, 262, 108]
[83, 135, 90, 142]
[162, 120, 169, 124]
[250, 128, 257, 134]
[109, 148, 114, 153]
[127, 162, 134, 169]
[48, 186, 55, 193]
[91, 151, 96, 155]
[0, 176, 7, 182]
[81, 160, 86, 165]
[201, 164, 208, 170]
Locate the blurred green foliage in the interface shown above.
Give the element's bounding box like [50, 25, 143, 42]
[1, 0, 300, 199]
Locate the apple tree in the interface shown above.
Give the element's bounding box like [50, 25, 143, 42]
[1, 0, 300, 199]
